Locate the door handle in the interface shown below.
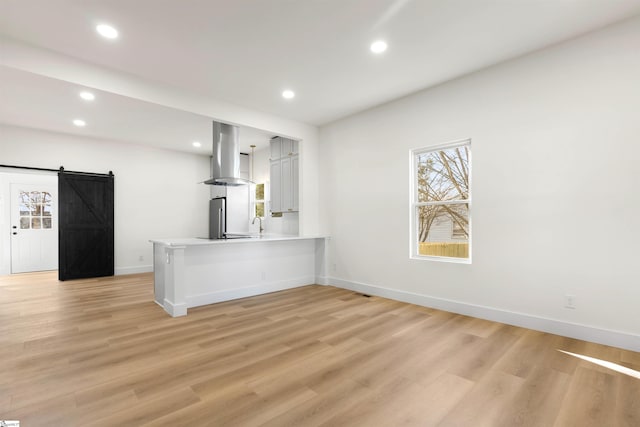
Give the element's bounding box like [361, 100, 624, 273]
[12, 232, 17, 235]
[218, 208, 223, 239]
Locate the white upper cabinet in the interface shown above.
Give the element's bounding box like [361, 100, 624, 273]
[270, 137, 299, 160]
[270, 138, 282, 160]
[280, 138, 292, 158]
[291, 155, 299, 211]
[270, 160, 282, 213]
[280, 157, 292, 212]
[280, 139, 299, 157]
[269, 137, 299, 213]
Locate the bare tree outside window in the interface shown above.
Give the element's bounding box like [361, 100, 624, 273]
[412, 141, 471, 260]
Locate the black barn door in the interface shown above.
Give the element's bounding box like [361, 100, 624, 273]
[58, 171, 114, 281]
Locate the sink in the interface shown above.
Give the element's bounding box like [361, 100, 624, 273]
[223, 233, 261, 239]
[197, 233, 262, 240]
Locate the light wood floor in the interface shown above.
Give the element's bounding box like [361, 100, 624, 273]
[1, 272, 638, 426]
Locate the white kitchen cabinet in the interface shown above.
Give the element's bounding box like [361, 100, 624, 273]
[270, 137, 298, 160]
[291, 155, 299, 211]
[270, 160, 282, 213]
[281, 156, 292, 212]
[280, 139, 299, 158]
[270, 138, 281, 160]
[151, 236, 328, 317]
[270, 137, 299, 213]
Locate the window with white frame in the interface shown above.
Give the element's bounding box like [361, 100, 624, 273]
[411, 140, 471, 261]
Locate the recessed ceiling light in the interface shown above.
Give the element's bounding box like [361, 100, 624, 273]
[73, 119, 86, 127]
[192, 141, 202, 148]
[79, 91, 95, 101]
[96, 24, 119, 39]
[282, 90, 295, 99]
[370, 40, 388, 54]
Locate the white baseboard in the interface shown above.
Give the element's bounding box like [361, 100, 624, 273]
[315, 275, 330, 285]
[186, 276, 316, 309]
[326, 276, 640, 353]
[163, 298, 187, 317]
[115, 265, 153, 275]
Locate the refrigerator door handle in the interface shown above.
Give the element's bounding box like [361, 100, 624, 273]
[218, 208, 224, 238]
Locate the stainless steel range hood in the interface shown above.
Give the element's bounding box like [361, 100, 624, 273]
[204, 121, 252, 186]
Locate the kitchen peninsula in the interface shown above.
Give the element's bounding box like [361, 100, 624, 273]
[150, 235, 327, 316]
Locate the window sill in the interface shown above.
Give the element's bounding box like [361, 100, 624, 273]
[409, 254, 472, 264]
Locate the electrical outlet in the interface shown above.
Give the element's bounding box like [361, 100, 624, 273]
[332, 263, 337, 272]
[138, 255, 144, 262]
[261, 271, 266, 281]
[565, 294, 576, 309]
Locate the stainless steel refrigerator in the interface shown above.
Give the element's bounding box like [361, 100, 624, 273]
[209, 197, 226, 239]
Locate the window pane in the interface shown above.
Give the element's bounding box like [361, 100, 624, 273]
[31, 217, 41, 229]
[43, 217, 52, 229]
[30, 191, 42, 204]
[43, 192, 52, 203]
[33, 204, 43, 216]
[255, 202, 265, 218]
[19, 191, 31, 216]
[417, 145, 469, 202]
[417, 203, 469, 258]
[43, 204, 52, 216]
[255, 184, 264, 201]
[19, 191, 30, 204]
[20, 217, 30, 229]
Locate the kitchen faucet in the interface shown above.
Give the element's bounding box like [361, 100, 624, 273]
[252, 216, 264, 234]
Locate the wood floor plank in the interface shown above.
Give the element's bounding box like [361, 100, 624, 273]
[1, 271, 638, 426]
[494, 364, 572, 426]
[614, 374, 640, 427]
[553, 366, 618, 427]
[437, 370, 526, 427]
[85, 386, 201, 427]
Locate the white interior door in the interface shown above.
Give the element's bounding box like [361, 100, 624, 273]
[10, 183, 58, 273]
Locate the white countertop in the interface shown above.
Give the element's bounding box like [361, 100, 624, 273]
[149, 234, 327, 247]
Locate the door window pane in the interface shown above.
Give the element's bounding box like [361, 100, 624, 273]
[30, 191, 42, 204]
[18, 190, 53, 230]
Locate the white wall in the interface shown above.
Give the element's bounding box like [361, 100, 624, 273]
[318, 16, 640, 350]
[0, 124, 210, 275]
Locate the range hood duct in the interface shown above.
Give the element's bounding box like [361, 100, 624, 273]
[204, 121, 252, 186]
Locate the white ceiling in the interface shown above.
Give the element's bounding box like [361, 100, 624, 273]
[1, 0, 640, 151]
[0, 67, 274, 154]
